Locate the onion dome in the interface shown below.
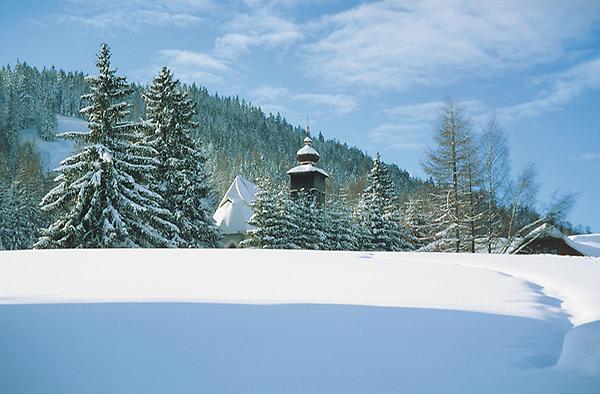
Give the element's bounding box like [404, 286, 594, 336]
[296, 136, 320, 164]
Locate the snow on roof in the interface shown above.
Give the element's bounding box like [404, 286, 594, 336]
[213, 175, 257, 235]
[286, 163, 329, 177]
[519, 223, 600, 257]
[568, 233, 600, 257]
[297, 144, 320, 158]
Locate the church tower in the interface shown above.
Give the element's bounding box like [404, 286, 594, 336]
[287, 130, 328, 206]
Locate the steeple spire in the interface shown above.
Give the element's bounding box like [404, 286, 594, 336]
[305, 114, 310, 136]
[288, 121, 329, 206]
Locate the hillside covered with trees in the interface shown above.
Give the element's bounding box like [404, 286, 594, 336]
[0, 44, 583, 251]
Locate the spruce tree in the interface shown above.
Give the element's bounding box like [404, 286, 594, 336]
[242, 179, 298, 249]
[143, 66, 219, 247]
[292, 189, 326, 250]
[36, 44, 175, 249]
[324, 192, 359, 251]
[356, 153, 413, 251]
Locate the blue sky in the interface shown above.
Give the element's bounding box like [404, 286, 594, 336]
[1, 0, 599, 230]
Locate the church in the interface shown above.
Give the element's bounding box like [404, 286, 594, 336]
[213, 132, 328, 247]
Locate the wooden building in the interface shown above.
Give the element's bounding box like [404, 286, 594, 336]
[287, 135, 328, 205]
[513, 223, 596, 256]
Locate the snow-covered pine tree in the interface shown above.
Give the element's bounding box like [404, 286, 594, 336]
[324, 191, 359, 251]
[142, 66, 220, 248]
[241, 179, 298, 249]
[0, 178, 12, 249]
[35, 44, 176, 249]
[274, 188, 301, 249]
[355, 153, 413, 251]
[0, 143, 49, 250]
[292, 189, 327, 250]
[35, 95, 57, 141]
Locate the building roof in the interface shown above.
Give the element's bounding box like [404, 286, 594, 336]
[213, 175, 257, 235]
[568, 233, 600, 257]
[287, 163, 329, 177]
[515, 223, 600, 257]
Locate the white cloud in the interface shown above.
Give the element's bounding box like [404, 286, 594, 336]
[368, 123, 425, 150]
[215, 9, 303, 59]
[497, 57, 600, 121]
[252, 85, 291, 102]
[302, 0, 600, 90]
[384, 99, 487, 126]
[250, 85, 357, 116]
[293, 93, 357, 114]
[381, 55, 600, 127]
[49, 0, 213, 31]
[54, 10, 202, 31]
[581, 153, 600, 162]
[155, 49, 231, 84]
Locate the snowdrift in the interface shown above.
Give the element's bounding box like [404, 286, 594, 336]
[569, 233, 600, 257]
[0, 249, 599, 393]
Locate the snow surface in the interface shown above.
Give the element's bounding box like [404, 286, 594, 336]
[569, 233, 600, 257]
[0, 249, 599, 393]
[18, 116, 88, 172]
[212, 175, 257, 234]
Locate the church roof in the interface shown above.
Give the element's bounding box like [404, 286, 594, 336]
[297, 144, 320, 162]
[287, 163, 329, 177]
[296, 136, 320, 164]
[213, 175, 257, 235]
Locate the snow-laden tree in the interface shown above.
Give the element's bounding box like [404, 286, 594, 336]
[142, 66, 219, 248]
[241, 180, 299, 249]
[422, 100, 474, 252]
[0, 143, 49, 250]
[35, 44, 176, 249]
[402, 186, 437, 250]
[324, 192, 360, 251]
[35, 95, 57, 141]
[463, 137, 485, 253]
[481, 116, 510, 253]
[355, 153, 413, 251]
[292, 189, 327, 250]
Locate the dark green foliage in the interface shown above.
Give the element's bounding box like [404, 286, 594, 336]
[143, 67, 220, 248]
[0, 142, 50, 249]
[355, 153, 415, 251]
[36, 44, 177, 249]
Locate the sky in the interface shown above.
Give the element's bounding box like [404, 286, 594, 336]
[1, 0, 599, 231]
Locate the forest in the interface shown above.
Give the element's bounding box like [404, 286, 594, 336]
[0, 44, 584, 251]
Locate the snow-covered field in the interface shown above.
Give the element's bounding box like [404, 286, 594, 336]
[0, 249, 599, 393]
[18, 116, 87, 172]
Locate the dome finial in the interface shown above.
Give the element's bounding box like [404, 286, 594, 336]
[296, 117, 319, 164]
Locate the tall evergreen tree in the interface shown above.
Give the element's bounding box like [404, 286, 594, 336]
[356, 153, 413, 251]
[241, 179, 298, 249]
[324, 192, 360, 251]
[0, 143, 49, 249]
[143, 66, 220, 248]
[35, 44, 175, 249]
[292, 189, 327, 250]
